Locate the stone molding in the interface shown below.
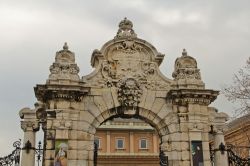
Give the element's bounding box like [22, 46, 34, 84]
[34, 84, 89, 102]
[167, 89, 219, 106]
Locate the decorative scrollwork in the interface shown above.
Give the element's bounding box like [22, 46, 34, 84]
[0, 140, 21, 166]
[115, 40, 142, 54]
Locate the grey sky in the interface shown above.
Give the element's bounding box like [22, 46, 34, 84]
[0, 0, 249, 155]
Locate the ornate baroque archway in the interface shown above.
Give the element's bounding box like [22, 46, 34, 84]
[19, 18, 229, 166]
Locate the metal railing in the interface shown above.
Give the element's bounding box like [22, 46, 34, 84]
[210, 143, 250, 166]
[0, 140, 21, 166]
[0, 140, 44, 166]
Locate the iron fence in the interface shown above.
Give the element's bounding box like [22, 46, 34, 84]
[210, 143, 250, 166]
[0, 140, 21, 166]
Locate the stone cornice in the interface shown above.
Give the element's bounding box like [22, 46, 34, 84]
[166, 89, 219, 106]
[34, 84, 89, 102]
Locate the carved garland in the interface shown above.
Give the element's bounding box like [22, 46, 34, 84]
[49, 63, 80, 81]
[173, 68, 201, 80]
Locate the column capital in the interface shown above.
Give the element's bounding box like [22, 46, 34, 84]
[21, 120, 40, 132]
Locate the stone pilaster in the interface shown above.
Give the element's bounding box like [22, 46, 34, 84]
[107, 131, 111, 154]
[210, 110, 229, 166]
[153, 132, 157, 153]
[214, 130, 228, 166]
[129, 132, 134, 153]
[20, 120, 39, 166]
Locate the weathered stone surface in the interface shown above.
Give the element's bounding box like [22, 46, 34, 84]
[79, 111, 95, 124]
[144, 90, 156, 110]
[77, 131, 94, 141]
[151, 98, 166, 115]
[55, 129, 69, 139]
[77, 150, 89, 160]
[93, 96, 108, 113]
[68, 150, 77, 160]
[181, 141, 189, 151]
[68, 140, 78, 150]
[102, 89, 115, 109]
[181, 150, 190, 160]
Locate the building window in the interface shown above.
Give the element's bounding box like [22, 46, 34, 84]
[116, 138, 125, 149]
[139, 138, 148, 149]
[94, 137, 101, 149]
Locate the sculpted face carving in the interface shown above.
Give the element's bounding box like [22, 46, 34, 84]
[117, 78, 142, 107]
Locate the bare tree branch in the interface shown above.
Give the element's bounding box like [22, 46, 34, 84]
[222, 57, 250, 117]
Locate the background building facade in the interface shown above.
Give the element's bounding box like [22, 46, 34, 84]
[224, 114, 250, 158]
[95, 118, 160, 166]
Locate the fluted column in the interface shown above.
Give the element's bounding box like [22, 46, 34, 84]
[214, 130, 229, 166]
[20, 120, 39, 166]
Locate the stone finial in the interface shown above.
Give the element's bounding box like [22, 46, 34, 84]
[172, 49, 205, 89]
[63, 42, 69, 50]
[47, 42, 80, 85]
[119, 17, 133, 30]
[182, 48, 187, 56]
[115, 17, 137, 39]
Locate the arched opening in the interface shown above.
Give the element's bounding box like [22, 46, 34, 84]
[89, 106, 172, 166]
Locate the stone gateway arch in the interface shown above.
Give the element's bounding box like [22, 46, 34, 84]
[19, 18, 229, 166]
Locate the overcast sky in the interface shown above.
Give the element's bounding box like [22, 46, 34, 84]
[0, 0, 249, 156]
